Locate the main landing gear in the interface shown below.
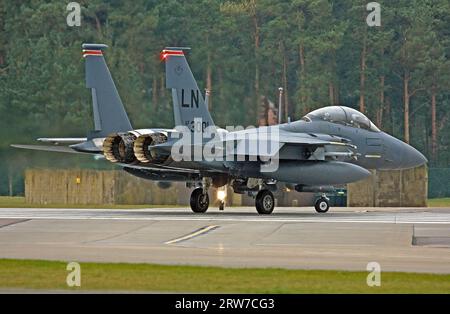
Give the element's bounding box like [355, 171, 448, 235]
[255, 189, 275, 215]
[190, 187, 209, 213]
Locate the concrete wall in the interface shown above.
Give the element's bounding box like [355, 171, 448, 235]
[25, 169, 115, 205]
[25, 169, 239, 206]
[25, 168, 315, 207]
[26, 167, 427, 207]
[347, 165, 428, 207]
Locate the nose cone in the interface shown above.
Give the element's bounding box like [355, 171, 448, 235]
[382, 133, 428, 170]
[401, 142, 428, 169]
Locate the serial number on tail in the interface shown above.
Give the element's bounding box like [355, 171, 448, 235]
[185, 120, 210, 132]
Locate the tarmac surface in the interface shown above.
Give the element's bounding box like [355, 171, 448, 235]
[0, 206, 450, 273]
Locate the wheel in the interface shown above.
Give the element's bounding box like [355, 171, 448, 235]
[315, 197, 330, 213]
[255, 190, 275, 215]
[190, 188, 209, 213]
[219, 201, 224, 211]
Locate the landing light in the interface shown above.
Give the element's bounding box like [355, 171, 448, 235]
[217, 190, 226, 201]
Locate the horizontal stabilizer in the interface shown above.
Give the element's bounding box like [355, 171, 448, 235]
[37, 138, 87, 144]
[10, 144, 89, 154]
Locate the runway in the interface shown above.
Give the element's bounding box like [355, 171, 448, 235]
[1, 206, 450, 273]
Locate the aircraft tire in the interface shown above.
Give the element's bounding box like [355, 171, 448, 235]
[255, 190, 275, 215]
[315, 197, 330, 213]
[190, 188, 209, 213]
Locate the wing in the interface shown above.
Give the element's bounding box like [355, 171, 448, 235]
[222, 128, 357, 159]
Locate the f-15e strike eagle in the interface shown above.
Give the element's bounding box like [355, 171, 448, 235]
[13, 44, 427, 214]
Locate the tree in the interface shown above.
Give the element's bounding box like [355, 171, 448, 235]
[221, 0, 262, 124]
[1, 0, 450, 194]
[415, 0, 450, 161]
[392, 0, 430, 143]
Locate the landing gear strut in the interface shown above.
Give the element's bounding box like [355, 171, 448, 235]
[255, 190, 275, 215]
[315, 196, 330, 213]
[190, 188, 209, 213]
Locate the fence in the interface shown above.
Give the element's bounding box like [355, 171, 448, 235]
[428, 168, 450, 198]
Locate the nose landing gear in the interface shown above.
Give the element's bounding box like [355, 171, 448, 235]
[314, 195, 330, 213]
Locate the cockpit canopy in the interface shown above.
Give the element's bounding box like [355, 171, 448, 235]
[302, 106, 380, 132]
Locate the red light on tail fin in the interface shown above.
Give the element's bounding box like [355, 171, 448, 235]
[83, 50, 103, 58]
[160, 49, 184, 61]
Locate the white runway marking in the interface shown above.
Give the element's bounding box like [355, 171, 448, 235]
[165, 225, 219, 244]
[1, 207, 450, 273]
[0, 207, 449, 225]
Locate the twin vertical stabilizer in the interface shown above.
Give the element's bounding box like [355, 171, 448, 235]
[83, 43, 132, 139]
[162, 48, 215, 131]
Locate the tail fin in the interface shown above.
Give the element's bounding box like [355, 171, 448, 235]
[83, 43, 132, 139]
[163, 48, 215, 131]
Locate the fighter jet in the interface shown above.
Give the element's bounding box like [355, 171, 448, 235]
[13, 44, 427, 215]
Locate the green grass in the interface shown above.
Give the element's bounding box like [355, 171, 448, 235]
[0, 196, 179, 209]
[0, 259, 449, 293]
[428, 198, 450, 207]
[0, 196, 25, 207]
